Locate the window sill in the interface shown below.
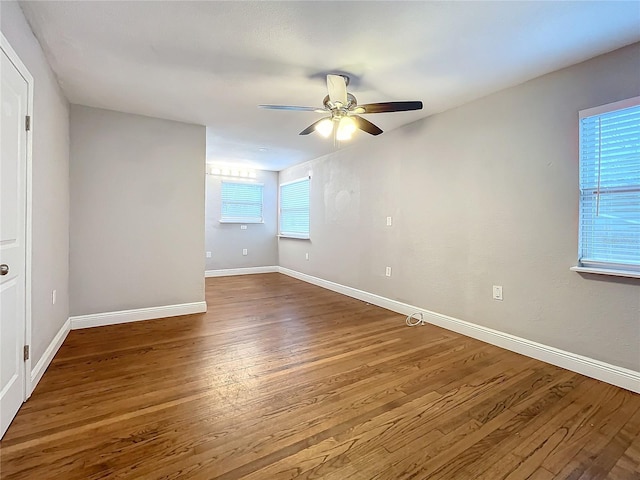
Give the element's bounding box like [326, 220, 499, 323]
[219, 220, 264, 224]
[278, 234, 310, 240]
[570, 266, 640, 279]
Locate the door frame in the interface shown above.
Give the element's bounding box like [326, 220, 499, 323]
[1, 32, 34, 399]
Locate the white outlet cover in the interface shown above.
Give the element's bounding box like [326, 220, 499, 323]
[241, 225, 247, 230]
[242, 248, 248, 255]
[493, 285, 503, 300]
[385, 266, 392, 277]
[206, 251, 212, 258]
[386, 216, 392, 226]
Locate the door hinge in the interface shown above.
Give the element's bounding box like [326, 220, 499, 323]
[25, 115, 31, 132]
[23, 345, 30, 361]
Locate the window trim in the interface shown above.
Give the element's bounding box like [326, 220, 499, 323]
[574, 96, 640, 278]
[219, 180, 264, 224]
[278, 176, 311, 240]
[579, 96, 640, 120]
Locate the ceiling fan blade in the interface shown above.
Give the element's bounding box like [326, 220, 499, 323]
[352, 116, 383, 136]
[327, 75, 348, 106]
[358, 101, 423, 114]
[299, 118, 327, 135]
[259, 105, 320, 111]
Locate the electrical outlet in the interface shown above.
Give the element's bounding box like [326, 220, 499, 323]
[385, 266, 392, 277]
[305, 253, 309, 260]
[206, 251, 212, 258]
[386, 216, 392, 226]
[52, 289, 57, 305]
[493, 285, 503, 301]
[240, 225, 247, 230]
[242, 248, 248, 256]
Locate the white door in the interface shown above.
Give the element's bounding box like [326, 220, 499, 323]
[0, 44, 29, 439]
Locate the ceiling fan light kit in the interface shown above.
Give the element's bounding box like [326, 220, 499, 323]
[259, 74, 423, 141]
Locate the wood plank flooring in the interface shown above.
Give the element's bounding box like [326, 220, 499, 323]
[1, 273, 639, 479]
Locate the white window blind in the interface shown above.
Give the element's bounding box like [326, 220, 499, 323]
[279, 177, 310, 238]
[220, 182, 263, 223]
[578, 98, 640, 273]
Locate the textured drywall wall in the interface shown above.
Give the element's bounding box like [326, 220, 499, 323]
[70, 105, 205, 315]
[205, 170, 278, 270]
[278, 43, 640, 371]
[1, 1, 70, 366]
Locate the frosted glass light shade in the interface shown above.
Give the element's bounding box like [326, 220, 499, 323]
[315, 118, 334, 137]
[336, 116, 356, 140]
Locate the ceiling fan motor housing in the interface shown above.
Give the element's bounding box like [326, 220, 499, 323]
[322, 93, 358, 112]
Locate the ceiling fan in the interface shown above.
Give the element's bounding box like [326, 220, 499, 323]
[259, 74, 423, 140]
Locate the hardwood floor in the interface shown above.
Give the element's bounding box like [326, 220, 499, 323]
[1, 273, 639, 479]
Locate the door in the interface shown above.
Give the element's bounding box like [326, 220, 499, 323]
[0, 43, 29, 439]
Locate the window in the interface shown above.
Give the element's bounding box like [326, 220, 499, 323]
[576, 97, 640, 277]
[279, 177, 310, 238]
[220, 181, 263, 223]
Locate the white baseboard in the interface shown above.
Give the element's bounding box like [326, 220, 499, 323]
[205, 266, 278, 277]
[70, 301, 208, 330]
[29, 318, 70, 396]
[278, 267, 640, 394]
[278, 267, 416, 314]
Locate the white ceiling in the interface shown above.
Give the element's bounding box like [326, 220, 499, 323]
[19, 1, 640, 171]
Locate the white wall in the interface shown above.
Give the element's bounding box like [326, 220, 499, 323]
[205, 169, 278, 270]
[279, 43, 640, 372]
[70, 105, 205, 315]
[1, 1, 70, 367]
